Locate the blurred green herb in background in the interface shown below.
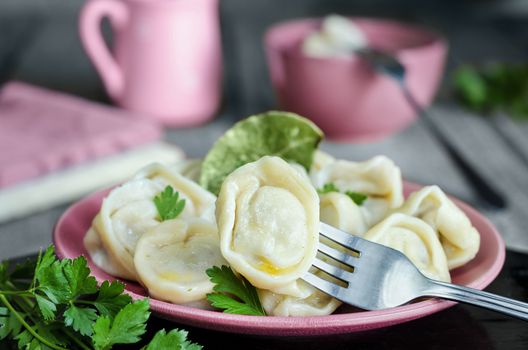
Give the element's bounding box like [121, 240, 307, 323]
[453, 63, 528, 120]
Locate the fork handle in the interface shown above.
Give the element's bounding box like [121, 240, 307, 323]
[425, 280, 528, 321]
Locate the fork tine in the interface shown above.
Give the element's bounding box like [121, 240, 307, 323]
[319, 222, 362, 253]
[318, 240, 358, 268]
[312, 257, 354, 284]
[302, 271, 349, 300]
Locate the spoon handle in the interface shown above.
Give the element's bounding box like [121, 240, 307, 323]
[400, 84, 507, 209]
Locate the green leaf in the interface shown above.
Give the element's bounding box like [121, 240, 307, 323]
[15, 329, 33, 349]
[35, 295, 56, 321]
[206, 266, 266, 316]
[94, 280, 132, 317]
[62, 256, 98, 298]
[0, 261, 8, 285]
[143, 329, 202, 350]
[453, 66, 487, 110]
[0, 307, 22, 340]
[64, 305, 98, 337]
[318, 183, 367, 206]
[36, 260, 69, 304]
[92, 299, 150, 350]
[345, 191, 368, 206]
[154, 186, 186, 221]
[35, 246, 57, 280]
[199, 111, 324, 195]
[317, 183, 339, 194]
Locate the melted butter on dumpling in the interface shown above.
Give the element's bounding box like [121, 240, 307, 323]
[216, 156, 319, 294]
[395, 186, 480, 269]
[234, 185, 308, 270]
[134, 219, 227, 304]
[363, 213, 451, 282]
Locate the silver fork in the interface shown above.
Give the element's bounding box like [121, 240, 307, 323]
[302, 222, 528, 320]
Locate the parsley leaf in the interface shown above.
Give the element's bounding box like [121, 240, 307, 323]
[0, 245, 203, 350]
[92, 299, 150, 350]
[345, 191, 368, 205]
[35, 294, 56, 321]
[153, 185, 186, 221]
[0, 306, 21, 340]
[94, 280, 132, 318]
[143, 329, 202, 350]
[317, 183, 339, 194]
[317, 183, 368, 206]
[63, 256, 98, 298]
[206, 265, 266, 316]
[64, 305, 98, 336]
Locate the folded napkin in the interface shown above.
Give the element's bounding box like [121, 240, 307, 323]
[0, 82, 183, 222]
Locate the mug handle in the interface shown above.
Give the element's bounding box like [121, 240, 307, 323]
[79, 0, 128, 99]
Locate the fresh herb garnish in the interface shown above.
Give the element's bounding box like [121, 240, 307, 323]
[142, 328, 202, 350]
[317, 182, 368, 205]
[199, 111, 324, 195]
[453, 63, 528, 119]
[345, 191, 368, 206]
[317, 183, 339, 194]
[206, 266, 266, 316]
[0, 245, 202, 349]
[154, 185, 186, 221]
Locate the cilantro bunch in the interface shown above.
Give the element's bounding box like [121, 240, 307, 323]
[0, 246, 201, 350]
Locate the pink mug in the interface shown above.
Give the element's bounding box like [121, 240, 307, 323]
[79, 0, 222, 126]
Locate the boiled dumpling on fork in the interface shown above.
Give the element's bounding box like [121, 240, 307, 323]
[134, 218, 228, 304]
[85, 162, 216, 280]
[216, 156, 320, 296]
[312, 155, 404, 236]
[363, 213, 451, 282]
[394, 185, 480, 269]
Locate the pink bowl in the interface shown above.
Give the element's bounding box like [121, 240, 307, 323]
[264, 18, 448, 141]
[53, 181, 504, 336]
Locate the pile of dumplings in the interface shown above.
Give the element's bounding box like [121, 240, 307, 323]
[84, 151, 480, 317]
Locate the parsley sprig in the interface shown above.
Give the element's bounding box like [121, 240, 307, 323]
[0, 246, 202, 349]
[154, 186, 186, 221]
[206, 266, 266, 316]
[317, 182, 368, 205]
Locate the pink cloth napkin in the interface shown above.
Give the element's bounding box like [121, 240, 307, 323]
[0, 82, 162, 189]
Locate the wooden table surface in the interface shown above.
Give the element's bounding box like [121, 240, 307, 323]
[0, 0, 528, 349]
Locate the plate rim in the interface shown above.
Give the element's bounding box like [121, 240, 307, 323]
[53, 181, 506, 336]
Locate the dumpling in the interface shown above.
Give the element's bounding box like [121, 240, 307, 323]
[363, 213, 451, 282]
[133, 162, 216, 223]
[312, 156, 404, 235]
[169, 159, 203, 183]
[395, 186, 480, 269]
[319, 192, 367, 236]
[93, 179, 164, 280]
[258, 276, 341, 316]
[311, 150, 336, 173]
[216, 156, 320, 295]
[134, 219, 228, 304]
[83, 219, 132, 280]
[89, 163, 217, 280]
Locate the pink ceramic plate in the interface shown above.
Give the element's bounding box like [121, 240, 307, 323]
[53, 182, 505, 336]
